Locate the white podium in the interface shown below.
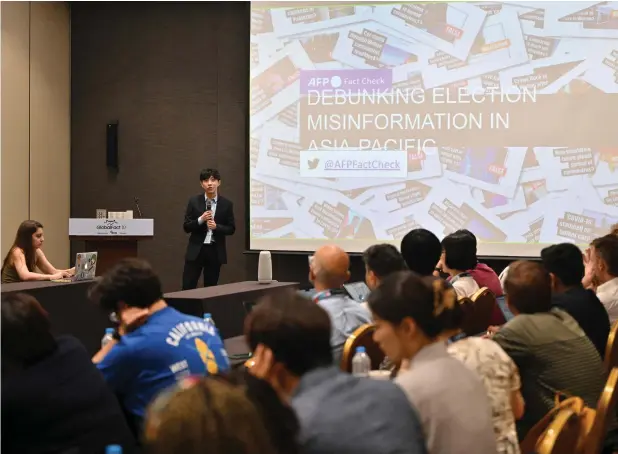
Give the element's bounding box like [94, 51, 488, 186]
[69, 218, 154, 274]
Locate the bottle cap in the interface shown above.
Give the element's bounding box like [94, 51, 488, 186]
[105, 445, 122, 454]
[355, 346, 366, 353]
[105, 328, 114, 334]
[203, 313, 212, 318]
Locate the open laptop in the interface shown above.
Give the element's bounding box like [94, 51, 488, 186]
[53, 252, 98, 282]
[343, 281, 371, 303]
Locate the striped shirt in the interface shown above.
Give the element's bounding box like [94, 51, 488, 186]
[493, 308, 606, 440]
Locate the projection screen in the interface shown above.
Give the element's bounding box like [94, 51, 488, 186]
[249, 1, 618, 256]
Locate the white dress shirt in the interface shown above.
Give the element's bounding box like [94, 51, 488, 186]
[598, 277, 618, 323]
[197, 194, 217, 244]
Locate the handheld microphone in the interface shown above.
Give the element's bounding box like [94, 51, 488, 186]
[134, 197, 143, 218]
[206, 200, 212, 212]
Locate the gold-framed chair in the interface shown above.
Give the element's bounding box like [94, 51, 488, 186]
[460, 287, 496, 336]
[604, 321, 618, 373]
[340, 324, 385, 373]
[536, 408, 582, 454]
[583, 367, 618, 454]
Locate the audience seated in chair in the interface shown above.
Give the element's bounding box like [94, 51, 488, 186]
[90, 258, 230, 432]
[491, 261, 606, 441]
[367, 271, 496, 454]
[439, 292, 524, 453]
[245, 289, 428, 454]
[363, 244, 407, 292]
[437, 231, 480, 298]
[308, 245, 372, 365]
[542, 243, 610, 359]
[145, 375, 298, 454]
[400, 228, 442, 277]
[585, 235, 618, 323]
[1, 293, 136, 454]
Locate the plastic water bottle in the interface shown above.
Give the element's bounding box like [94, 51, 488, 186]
[101, 328, 115, 348]
[203, 313, 215, 327]
[203, 313, 219, 336]
[105, 445, 122, 454]
[352, 346, 371, 377]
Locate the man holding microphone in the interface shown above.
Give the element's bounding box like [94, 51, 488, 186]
[182, 168, 236, 289]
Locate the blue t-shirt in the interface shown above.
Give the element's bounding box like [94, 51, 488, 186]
[96, 306, 229, 421]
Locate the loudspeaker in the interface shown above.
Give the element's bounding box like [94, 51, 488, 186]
[257, 251, 273, 284]
[106, 122, 119, 169]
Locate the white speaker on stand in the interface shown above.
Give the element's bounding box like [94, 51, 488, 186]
[257, 250, 274, 284]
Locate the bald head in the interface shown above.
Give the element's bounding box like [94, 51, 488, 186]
[311, 245, 351, 290]
[504, 260, 551, 315]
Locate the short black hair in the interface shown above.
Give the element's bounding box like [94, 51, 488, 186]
[504, 261, 552, 314]
[441, 231, 477, 271]
[541, 243, 584, 287]
[200, 168, 221, 181]
[400, 228, 441, 276]
[368, 271, 463, 339]
[362, 244, 407, 279]
[592, 234, 618, 277]
[2, 293, 57, 367]
[245, 289, 333, 376]
[89, 258, 163, 313]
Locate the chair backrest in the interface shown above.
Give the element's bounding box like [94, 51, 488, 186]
[461, 287, 496, 336]
[340, 324, 385, 372]
[537, 408, 582, 454]
[583, 367, 618, 454]
[604, 321, 618, 373]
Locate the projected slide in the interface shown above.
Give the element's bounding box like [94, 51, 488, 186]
[249, 2, 618, 256]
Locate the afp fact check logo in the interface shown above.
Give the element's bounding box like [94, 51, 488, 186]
[300, 69, 392, 94]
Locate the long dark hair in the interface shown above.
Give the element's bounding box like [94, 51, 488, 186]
[2, 293, 57, 373]
[1, 220, 43, 274]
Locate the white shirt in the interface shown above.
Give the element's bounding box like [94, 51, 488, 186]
[451, 273, 480, 299]
[198, 194, 217, 243]
[598, 277, 618, 323]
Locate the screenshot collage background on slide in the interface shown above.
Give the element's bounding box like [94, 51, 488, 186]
[249, 2, 618, 255]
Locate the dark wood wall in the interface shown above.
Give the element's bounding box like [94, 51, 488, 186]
[70, 2, 512, 292]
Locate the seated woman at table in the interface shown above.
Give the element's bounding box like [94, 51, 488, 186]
[1, 220, 74, 283]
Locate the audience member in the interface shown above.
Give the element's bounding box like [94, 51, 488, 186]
[145, 377, 284, 454]
[246, 290, 428, 454]
[587, 235, 618, 322]
[542, 243, 610, 357]
[492, 261, 606, 440]
[2, 293, 136, 454]
[457, 229, 505, 297]
[362, 243, 407, 291]
[1, 220, 74, 283]
[440, 300, 524, 453]
[438, 231, 480, 298]
[309, 245, 372, 365]
[368, 271, 496, 454]
[400, 228, 441, 276]
[90, 258, 230, 431]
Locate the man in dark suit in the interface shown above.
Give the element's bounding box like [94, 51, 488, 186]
[182, 168, 235, 289]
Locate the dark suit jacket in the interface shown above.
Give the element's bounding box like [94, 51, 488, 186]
[183, 194, 235, 264]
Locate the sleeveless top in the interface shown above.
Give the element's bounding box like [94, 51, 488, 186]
[1, 262, 21, 284]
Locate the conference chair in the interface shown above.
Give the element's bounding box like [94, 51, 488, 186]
[583, 367, 618, 454]
[520, 395, 594, 454]
[461, 287, 496, 336]
[340, 324, 385, 373]
[536, 408, 583, 454]
[604, 321, 618, 373]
